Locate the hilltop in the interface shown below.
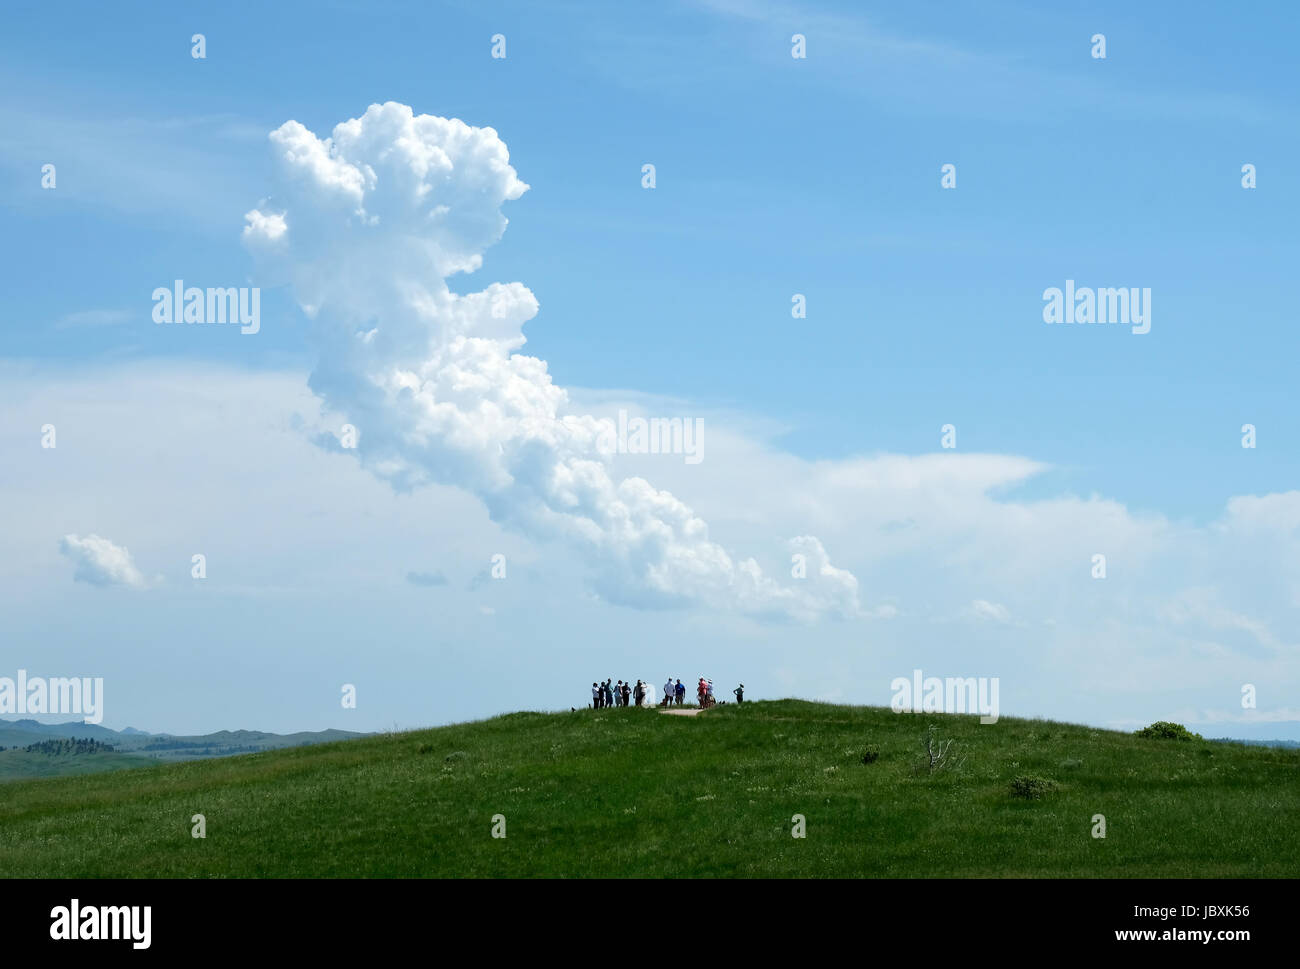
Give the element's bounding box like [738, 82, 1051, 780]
[1, 700, 1296, 877]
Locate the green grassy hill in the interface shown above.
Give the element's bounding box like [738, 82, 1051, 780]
[1, 700, 1296, 877]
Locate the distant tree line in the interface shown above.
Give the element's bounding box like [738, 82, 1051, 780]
[23, 738, 116, 756]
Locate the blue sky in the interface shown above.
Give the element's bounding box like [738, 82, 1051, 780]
[1, 0, 1297, 738]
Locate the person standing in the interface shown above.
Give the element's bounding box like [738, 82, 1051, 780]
[621, 681, 630, 706]
[675, 680, 685, 706]
[733, 683, 744, 704]
[664, 677, 674, 707]
[592, 682, 600, 708]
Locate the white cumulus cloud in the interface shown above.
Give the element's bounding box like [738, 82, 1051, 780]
[970, 599, 1011, 623]
[243, 102, 859, 619]
[59, 533, 149, 589]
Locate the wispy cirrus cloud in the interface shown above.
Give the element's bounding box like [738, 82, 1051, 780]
[406, 570, 449, 588]
[53, 308, 134, 330]
[687, 0, 1276, 123]
[0, 102, 267, 226]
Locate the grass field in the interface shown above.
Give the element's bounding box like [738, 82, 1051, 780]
[1, 700, 1296, 877]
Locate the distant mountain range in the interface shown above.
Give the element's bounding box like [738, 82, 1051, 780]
[0, 718, 369, 781]
[1210, 737, 1300, 749]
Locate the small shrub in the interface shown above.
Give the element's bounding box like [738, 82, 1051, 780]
[416, 743, 435, 755]
[1059, 758, 1083, 770]
[443, 750, 470, 763]
[1135, 721, 1202, 742]
[861, 745, 880, 765]
[1010, 775, 1058, 800]
[915, 725, 963, 774]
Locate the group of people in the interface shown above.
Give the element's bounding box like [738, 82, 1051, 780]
[592, 679, 647, 708]
[675, 678, 744, 706]
[588, 677, 744, 708]
[688, 677, 744, 708]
